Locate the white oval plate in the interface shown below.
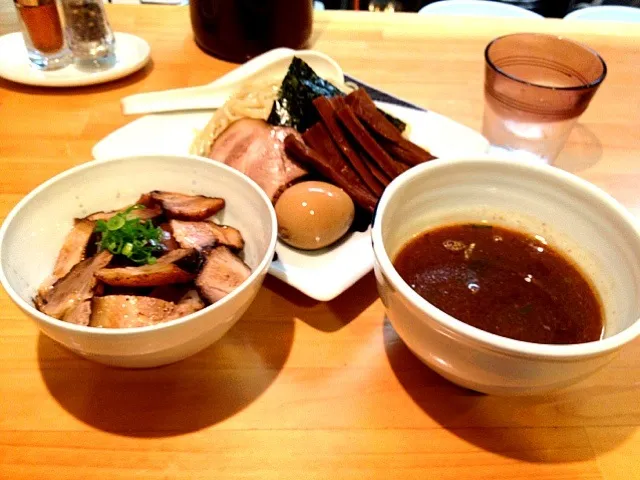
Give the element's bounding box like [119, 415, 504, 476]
[0, 32, 150, 87]
[93, 102, 489, 301]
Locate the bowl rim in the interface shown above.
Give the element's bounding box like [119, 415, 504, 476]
[0, 154, 278, 336]
[371, 155, 640, 360]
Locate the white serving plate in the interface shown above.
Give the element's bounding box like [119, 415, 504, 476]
[0, 32, 150, 87]
[93, 102, 489, 301]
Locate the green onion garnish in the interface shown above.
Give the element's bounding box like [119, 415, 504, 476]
[95, 205, 163, 265]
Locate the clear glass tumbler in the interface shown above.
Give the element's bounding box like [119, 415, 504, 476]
[13, 0, 71, 70]
[483, 33, 607, 163]
[61, 0, 116, 69]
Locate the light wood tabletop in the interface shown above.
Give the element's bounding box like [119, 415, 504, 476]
[1, 4, 639, 480]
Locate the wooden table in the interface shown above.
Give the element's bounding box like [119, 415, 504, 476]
[1, 5, 639, 479]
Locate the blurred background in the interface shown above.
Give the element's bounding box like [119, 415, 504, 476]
[92, 0, 640, 15]
[318, 0, 640, 17]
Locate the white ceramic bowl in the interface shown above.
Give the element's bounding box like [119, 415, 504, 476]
[0, 155, 277, 368]
[372, 156, 640, 395]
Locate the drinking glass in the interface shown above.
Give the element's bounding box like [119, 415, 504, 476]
[483, 33, 607, 163]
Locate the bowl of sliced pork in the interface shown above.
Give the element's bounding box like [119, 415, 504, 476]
[0, 155, 277, 367]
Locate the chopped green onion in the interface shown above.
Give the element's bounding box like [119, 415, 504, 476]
[107, 215, 125, 231]
[122, 243, 133, 257]
[94, 204, 163, 265]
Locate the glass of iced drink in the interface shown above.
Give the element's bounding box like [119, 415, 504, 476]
[483, 33, 606, 164]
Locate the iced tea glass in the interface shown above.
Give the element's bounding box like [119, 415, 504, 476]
[483, 33, 607, 163]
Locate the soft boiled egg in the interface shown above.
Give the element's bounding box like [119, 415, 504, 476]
[275, 181, 355, 250]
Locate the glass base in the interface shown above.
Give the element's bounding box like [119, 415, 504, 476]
[71, 41, 117, 72]
[486, 145, 550, 165]
[27, 49, 72, 71]
[482, 103, 577, 165]
[74, 52, 117, 72]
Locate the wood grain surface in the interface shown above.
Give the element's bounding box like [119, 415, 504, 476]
[0, 4, 639, 479]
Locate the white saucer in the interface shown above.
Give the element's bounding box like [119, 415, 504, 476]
[0, 32, 151, 87]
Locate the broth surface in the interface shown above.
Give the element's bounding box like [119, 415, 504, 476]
[393, 224, 603, 344]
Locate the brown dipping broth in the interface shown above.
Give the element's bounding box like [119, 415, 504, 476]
[393, 224, 604, 345]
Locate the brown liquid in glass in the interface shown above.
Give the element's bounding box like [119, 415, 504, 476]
[16, 0, 64, 53]
[393, 224, 604, 345]
[189, 0, 313, 63]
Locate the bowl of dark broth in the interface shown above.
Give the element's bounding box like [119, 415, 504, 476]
[394, 224, 604, 345]
[372, 157, 640, 395]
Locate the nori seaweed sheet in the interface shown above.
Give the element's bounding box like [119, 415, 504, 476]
[267, 57, 406, 134]
[267, 57, 342, 132]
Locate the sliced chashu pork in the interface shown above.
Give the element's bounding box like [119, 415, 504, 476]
[158, 222, 180, 252]
[95, 248, 197, 287]
[149, 284, 192, 303]
[169, 219, 244, 251]
[63, 300, 92, 326]
[85, 194, 163, 222]
[37, 219, 96, 301]
[86, 206, 163, 222]
[89, 289, 205, 328]
[196, 246, 251, 304]
[35, 250, 113, 320]
[150, 191, 224, 221]
[208, 118, 308, 202]
[52, 219, 95, 279]
[90, 295, 177, 328]
[173, 289, 206, 318]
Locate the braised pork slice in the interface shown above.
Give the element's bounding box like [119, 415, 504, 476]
[173, 289, 206, 318]
[196, 246, 251, 304]
[149, 284, 190, 303]
[36, 275, 59, 304]
[95, 263, 194, 287]
[52, 219, 95, 279]
[95, 248, 196, 287]
[85, 203, 163, 222]
[158, 223, 180, 252]
[169, 219, 244, 251]
[90, 295, 178, 328]
[156, 248, 197, 264]
[208, 118, 308, 202]
[150, 191, 224, 221]
[35, 250, 113, 320]
[63, 300, 92, 326]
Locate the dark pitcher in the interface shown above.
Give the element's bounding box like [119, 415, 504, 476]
[189, 0, 314, 63]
